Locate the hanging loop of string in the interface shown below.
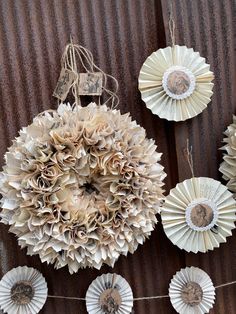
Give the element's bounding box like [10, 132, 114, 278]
[61, 37, 119, 109]
[184, 139, 195, 177]
[168, 3, 176, 46]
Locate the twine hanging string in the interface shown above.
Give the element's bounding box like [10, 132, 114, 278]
[61, 38, 119, 109]
[184, 138, 195, 177]
[47, 280, 236, 302]
[168, 2, 176, 46]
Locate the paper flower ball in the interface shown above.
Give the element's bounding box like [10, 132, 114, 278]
[0, 266, 47, 314]
[138, 45, 214, 121]
[169, 267, 215, 314]
[86, 273, 133, 314]
[0, 103, 166, 273]
[219, 115, 236, 194]
[161, 177, 236, 253]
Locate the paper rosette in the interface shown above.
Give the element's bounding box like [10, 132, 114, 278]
[0, 266, 48, 314]
[86, 273, 133, 314]
[219, 115, 236, 194]
[161, 177, 236, 253]
[0, 103, 166, 273]
[138, 45, 214, 121]
[169, 266, 215, 314]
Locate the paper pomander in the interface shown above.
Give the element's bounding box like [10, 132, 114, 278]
[0, 103, 166, 273]
[138, 45, 214, 121]
[219, 115, 236, 194]
[169, 266, 215, 314]
[0, 266, 47, 314]
[86, 273, 133, 314]
[161, 177, 236, 253]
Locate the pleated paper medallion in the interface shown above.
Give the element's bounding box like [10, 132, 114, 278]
[86, 273, 133, 314]
[161, 177, 236, 253]
[138, 45, 214, 121]
[219, 115, 236, 195]
[0, 266, 48, 314]
[169, 267, 215, 314]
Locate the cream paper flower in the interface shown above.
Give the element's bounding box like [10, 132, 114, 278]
[0, 266, 48, 314]
[138, 45, 214, 121]
[161, 177, 236, 253]
[86, 273, 133, 314]
[0, 103, 166, 273]
[219, 115, 236, 194]
[169, 266, 215, 314]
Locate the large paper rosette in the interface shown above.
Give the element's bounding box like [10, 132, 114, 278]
[138, 45, 214, 121]
[0, 103, 166, 273]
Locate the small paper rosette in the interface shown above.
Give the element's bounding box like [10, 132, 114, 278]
[219, 115, 236, 195]
[138, 45, 214, 121]
[169, 267, 215, 314]
[0, 266, 48, 314]
[86, 273, 133, 314]
[161, 177, 236, 253]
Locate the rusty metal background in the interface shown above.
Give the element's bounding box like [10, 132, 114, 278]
[161, 1, 236, 313]
[0, 0, 235, 313]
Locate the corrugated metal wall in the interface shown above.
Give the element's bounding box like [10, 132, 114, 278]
[161, 1, 236, 313]
[0, 0, 235, 313]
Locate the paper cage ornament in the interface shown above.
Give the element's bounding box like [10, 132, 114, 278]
[169, 266, 215, 314]
[86, 273, 133, 314]
[138, 45, 214, 121]
[0, 266, 48, 314]
[219, 115, 236, 195]
[161, 177, 236, 253]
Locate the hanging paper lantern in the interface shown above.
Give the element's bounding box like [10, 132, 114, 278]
[161, 177, 236, 253]
[219, 115, 236, 194]
[169, 266, 215, 314]
[0, 103, 166, 273]
[138, 45, 214, 121]
[86, 273, 133, 314]
[0, 266, 47, 314]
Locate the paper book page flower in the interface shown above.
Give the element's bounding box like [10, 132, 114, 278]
[0, 266, 47, 314]
[219, 115, 236, 194]
[161, 177, 236, 253]
[0, 103, 166, 273]
[169, 266, 215, 314]
[86, 273, 133, 314]
[138, 45, 214, 121]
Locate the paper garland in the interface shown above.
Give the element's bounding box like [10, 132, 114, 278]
[161, 177, 236, 253]
[86, 273, 133, 314]
[169, 267, 215, 314]
[0, 102, 166, 274]
[0, 266, 47, 314]
[219, 115, 236, 195]
[3, 267, 236, 314]
[138, 45, 214, 121]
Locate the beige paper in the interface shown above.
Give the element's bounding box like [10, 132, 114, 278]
[161, 177, 236, 253]
[53, 68, 77, 101]
[78, 72, 103, 96]
[138, 45, 214, 121]
[169, 267, 215, 314]
[86, 273, 133, 314]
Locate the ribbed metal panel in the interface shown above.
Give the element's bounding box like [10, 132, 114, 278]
[0, 1, 181, 313]
[1, 0, 236, 313]
[162, 1, 236, 313]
